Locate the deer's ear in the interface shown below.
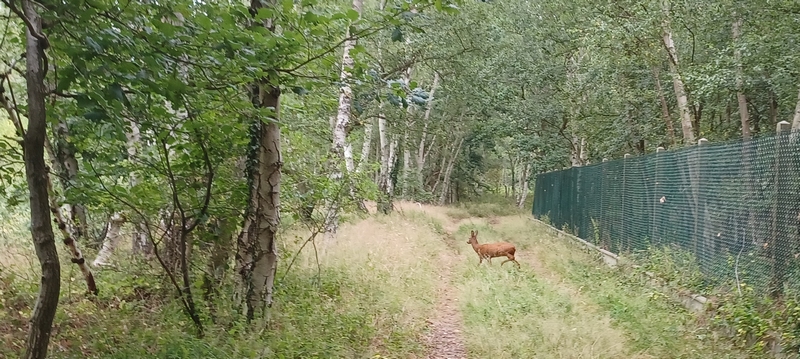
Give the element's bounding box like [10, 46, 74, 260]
[475, 230, 478, 236]
[470, 230, 474, 236]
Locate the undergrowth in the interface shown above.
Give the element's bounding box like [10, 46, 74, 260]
[625, 245, 800, 357]
[489, 216, 752, 359]
[0, 212, 443, 358]
[446, 194, 527, 220]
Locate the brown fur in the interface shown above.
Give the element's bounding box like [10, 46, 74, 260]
[466, 230, 520, 268]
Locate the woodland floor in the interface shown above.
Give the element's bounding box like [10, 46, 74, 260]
[0, 201, 754, 358]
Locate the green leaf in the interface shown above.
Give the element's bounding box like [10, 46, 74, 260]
[350, 44, 366, 56]
[346, 9, 360, 21]
[106, 83, 130, 107]
[56, 67, 77, 93]
[85, 36, 103, 54]
[196, 15, 212, 28]
[391, 27, 403, 42]
[256, 7, 274, 21]
[83, 109, 108, 121]
[281, 0, 293, 13]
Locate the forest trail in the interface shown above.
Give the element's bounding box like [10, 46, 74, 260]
[394, 202, 474, 359]
[394, 202, 633, 359]
[392, 202, 743, 359]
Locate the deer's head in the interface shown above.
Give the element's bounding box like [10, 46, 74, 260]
[467, 230, 478, 245]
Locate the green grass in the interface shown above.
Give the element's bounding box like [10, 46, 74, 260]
[0, 199, 761, 359]
[0, 211, 446, 358]
[438, 212, 753, 359]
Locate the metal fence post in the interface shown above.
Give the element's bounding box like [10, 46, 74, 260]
[697, 138, 709, 271]
[652, 147, 665, 247]
[622, 153, 631, 251]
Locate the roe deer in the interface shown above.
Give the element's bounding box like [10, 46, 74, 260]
[466, 230, 520, 268]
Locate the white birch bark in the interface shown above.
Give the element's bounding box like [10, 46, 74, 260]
[92, 213, 125, 267]
[733, 15, 751, 140]
[387, 135, 398, 196]
[791, 87, 800, 130]
[438, 137, 464, 206]
[356, 118, 373, 173]
[517, 163, 530, 208]
[324, 0, 363, 241]
[662, 0, 695, 144]
[417, 72, 439, 189]
[331, 0, 363, 166]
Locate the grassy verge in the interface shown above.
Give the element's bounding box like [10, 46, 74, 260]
[427, 200, 752, 359]
[0, 212, 446, 358]
[500, 217, 751, 359]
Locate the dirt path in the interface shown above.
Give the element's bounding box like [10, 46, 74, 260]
[423, 248, 468, 359]
[397, 203, 470, 359]
[403, 202, 632, 358]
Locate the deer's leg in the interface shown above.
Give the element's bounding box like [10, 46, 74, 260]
[502, 253, 519, 267]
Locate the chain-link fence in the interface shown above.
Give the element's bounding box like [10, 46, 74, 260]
[532, 124, 800, 297]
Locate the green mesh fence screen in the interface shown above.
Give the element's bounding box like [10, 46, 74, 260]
[532, 129, 800, 297]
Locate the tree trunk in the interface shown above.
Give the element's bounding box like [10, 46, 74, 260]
[438, 137, 464, 206]
[356, 117, 373, 173]
[509, 153, 517, 199]
[203, 216, 235, 310]
[732, 16, 751, 140]
[325, 0, 364, 240]
[377, 108, 392, 214]
[45, 176, 96, 294]
[417, 72, 439, 188]
[128, 120, 152, 255]
[400, 65, 414, 199]
[387, 135, 399, 196]
[517, 163, 530, 208]
[662, 0, 695, 144]
[431, 147, 448, 196]
[51, 121, 89, 243]
[331, 0, 363, 166]
[401, 128, 411, 198]
[570, 135, 585, 167]
[92, 213, 125, 267]
[236, 0, 281, 320]
[791, 87, 800, 131]
[652, 66, 676, 146]
[21, 2, 61, 357]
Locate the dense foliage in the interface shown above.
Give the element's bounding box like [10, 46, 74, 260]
[1, 0, 799, 356]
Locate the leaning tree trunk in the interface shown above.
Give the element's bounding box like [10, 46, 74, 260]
[331, 0, 362, 172]
[46, 174, 97, 294]
[21, 2, 61, 358]
[236, 0, 281, 320]
[325, 0, 364, 241]
[662, 0, 695, 145]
